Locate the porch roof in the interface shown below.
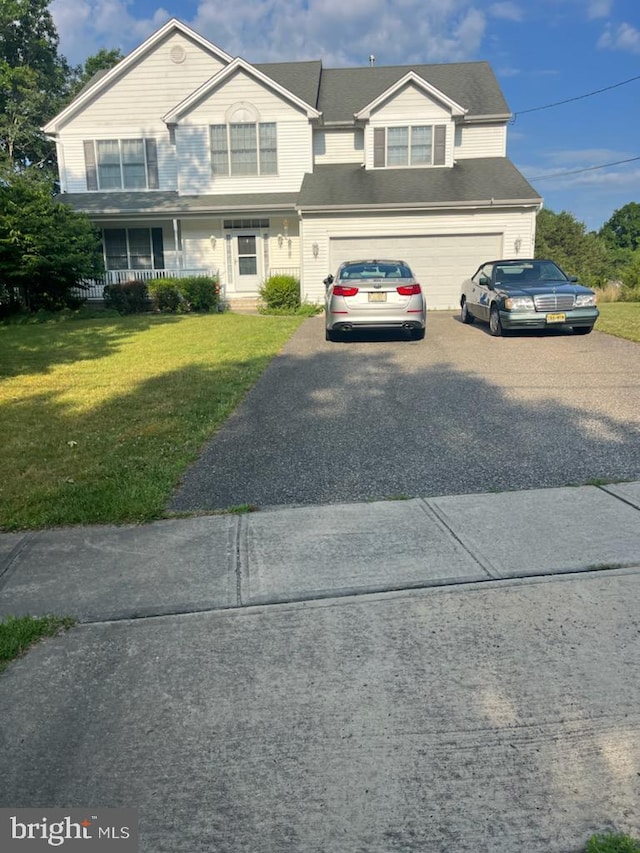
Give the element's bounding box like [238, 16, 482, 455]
[57, 191, 299, 217]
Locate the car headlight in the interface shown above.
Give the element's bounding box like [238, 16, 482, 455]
[575, 293, 597, 307]
[504, 296, 535, 311]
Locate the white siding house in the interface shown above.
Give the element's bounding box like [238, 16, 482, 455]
[44, 17, 542, 309]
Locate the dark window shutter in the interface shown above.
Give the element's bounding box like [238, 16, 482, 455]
[373, 127, 385, 167]
[145, 139, 159, 189]
[151, 228, 164, 269]
[434, 125, 446, 165]
[83, 141, 98, 190]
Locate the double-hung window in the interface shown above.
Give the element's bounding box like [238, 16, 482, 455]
[102, 228, 164, 271]
[373, 125, 447, 168]
[84, 139, 159, 190]
[210, 123, 278, 176]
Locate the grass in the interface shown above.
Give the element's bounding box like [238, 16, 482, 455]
[0, 614, 75, 673]
[596, 302, 640, 343]
[585, 832, 640, 852]
[0, 312, 304, 530]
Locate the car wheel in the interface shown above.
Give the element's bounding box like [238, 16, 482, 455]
[489, 305, 503, 337]
[460, 298, 474, 324]
[573, 325, 593, 335]
[411, 327, 425, 341]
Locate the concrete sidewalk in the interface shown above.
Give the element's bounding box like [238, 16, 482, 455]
[1, 482, 639, 852]
[1, 481, 639, 622]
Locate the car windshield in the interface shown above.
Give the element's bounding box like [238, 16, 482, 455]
[494, 261, 568, 285]
[339, 262, 413, 280]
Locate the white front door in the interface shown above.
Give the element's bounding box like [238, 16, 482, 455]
[234, 234, 261, 292]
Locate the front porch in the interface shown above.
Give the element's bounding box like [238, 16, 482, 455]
[79, 268, 218, 300]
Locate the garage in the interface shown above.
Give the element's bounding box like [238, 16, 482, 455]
[329, 233, 503, 309]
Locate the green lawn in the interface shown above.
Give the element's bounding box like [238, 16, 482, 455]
[0, 614, 75, 673]
[596, 302, 640, 343]
[0, 312, 304, 530]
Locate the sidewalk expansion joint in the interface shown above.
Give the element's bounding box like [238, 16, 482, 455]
[234, 514, 246, 607]
[416, 498, 501, 579]
[598, 484, 640, 513]
[0, 532, 37, 587]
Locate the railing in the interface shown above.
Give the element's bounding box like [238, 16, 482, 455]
[77, 269, 216, 300]
[268, 267, 300, 279]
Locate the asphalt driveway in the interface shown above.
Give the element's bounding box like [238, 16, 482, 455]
[170, 313, 640, 512]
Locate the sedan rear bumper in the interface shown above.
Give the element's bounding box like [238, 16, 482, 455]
[499, 307, 599, 330]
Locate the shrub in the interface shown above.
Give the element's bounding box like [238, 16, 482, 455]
[103, 280, 148, 314]
[179, 275, 220, 312]
[148, 278, 184, 313]
[585, 831, 640, 852]
[259, 275, 300, 311]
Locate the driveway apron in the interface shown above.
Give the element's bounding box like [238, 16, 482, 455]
[169, 313, 640, 512]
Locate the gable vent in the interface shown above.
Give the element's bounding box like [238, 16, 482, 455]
[170, 45, 186, 64]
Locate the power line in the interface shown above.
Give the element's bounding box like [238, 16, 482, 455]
[512, 73, 640, 119]
[531, 155, 640, 181]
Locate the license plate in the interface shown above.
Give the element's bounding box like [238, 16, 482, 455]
[546, 312, 566, 323]
[368, 292, 387, 302]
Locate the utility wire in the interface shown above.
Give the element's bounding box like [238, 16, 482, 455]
[512, 73, 640, 119]
[531, 155, 640, 181]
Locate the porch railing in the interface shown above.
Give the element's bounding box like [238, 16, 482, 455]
[77, 269, 217, 300]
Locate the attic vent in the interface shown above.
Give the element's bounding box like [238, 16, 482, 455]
[170, 45, 186, 64]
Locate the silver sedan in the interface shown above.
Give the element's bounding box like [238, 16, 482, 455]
[324, 259, 426, 341]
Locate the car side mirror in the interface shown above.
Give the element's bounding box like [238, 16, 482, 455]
[323, 274, 334, 287]
[479, 275, 491, 287]
[569, 275, 578, 282]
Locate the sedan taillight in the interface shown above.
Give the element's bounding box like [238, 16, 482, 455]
[333, 284, 359, 297]
[396, 284, 422, 296]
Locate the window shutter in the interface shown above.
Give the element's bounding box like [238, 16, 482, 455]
[434, 125, 446, 165]
[145, 139, 159, 189]
[83, 141, 98, 190]
[373, 128, 385, 167]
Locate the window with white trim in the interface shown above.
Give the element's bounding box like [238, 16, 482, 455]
[210, 123, 278, 176]
[102, 228, 164, 270]
[373, 125, 447, 167]
[84, 139, 159, 190]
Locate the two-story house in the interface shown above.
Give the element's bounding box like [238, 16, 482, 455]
[44, 18, 542, 310]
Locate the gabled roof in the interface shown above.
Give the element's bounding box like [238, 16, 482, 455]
[354, 70, 467, 120]
[254, 61, 323, 110]
[297, 159, 541, 211]
[163, 57, 321, 123]
[43, 18, 233, 133]
[317, 62, 511, 125]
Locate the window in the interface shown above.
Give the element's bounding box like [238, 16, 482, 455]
[210, 123, 277, 176]
[84, 139, 159, 190]
[223, 219, 269, 229]
[103, 228, 164, 270]
[373, 125, 447, 167]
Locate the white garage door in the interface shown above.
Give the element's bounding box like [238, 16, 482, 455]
[330, 234, 503, 309]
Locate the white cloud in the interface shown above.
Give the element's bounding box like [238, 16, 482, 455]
[50, 0, 491, 66]
[586, 0, 612, 19]
[598, 22, 640, 54]
[50, 0, 171, 65]
[488, 2, 524, 22]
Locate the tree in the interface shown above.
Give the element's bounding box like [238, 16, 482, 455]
[599, 202, 640, 252]
[0, 0, 71, 171]
[535, 208, 610, 288]
[0, 172, 104, 311]
[68, 48, 124, 100]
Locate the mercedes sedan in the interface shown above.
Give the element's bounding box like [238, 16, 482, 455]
[460, 259, 599, 336]
[324, 259, 426, 341]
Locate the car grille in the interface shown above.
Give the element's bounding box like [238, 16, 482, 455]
[534, 294, 575, 312]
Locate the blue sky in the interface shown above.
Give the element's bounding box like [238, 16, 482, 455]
[49, 0, 640, 232]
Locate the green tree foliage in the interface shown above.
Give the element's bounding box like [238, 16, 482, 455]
[0, 173, 104, 311]
[68, 48, 124, 100]
[0, 0, 71, 171]
[599, 202, 640, 252]
[535, 208, 610, 288]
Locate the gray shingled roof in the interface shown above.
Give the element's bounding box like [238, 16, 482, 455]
[316, 62, 510, 123]
[254, 61, 322, 110]
[297, 159, 541, 210]
[57, 191, 299, 216]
